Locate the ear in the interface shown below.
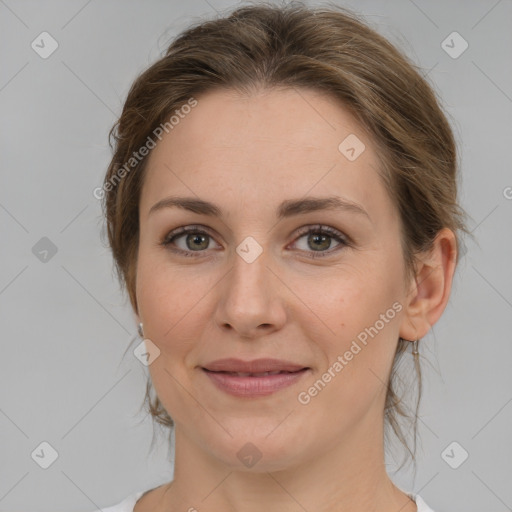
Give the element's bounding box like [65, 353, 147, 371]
[400, 228, 458, 341]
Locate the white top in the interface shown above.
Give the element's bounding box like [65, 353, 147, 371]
[91, 489, 437, 511]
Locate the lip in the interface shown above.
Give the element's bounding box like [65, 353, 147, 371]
[202, 368, 310, 397]
[200, 358, 310, 398]
[202, 358, 308, 373]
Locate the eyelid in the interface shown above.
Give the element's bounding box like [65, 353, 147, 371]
[288, 224, 350, 258]
[161, 224, 220, 256]
[291, 224, 350, 245]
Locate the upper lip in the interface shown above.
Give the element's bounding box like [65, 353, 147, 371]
[202, 358, 308, 373]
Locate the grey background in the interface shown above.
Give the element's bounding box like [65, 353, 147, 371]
[1, 0, 511, 510]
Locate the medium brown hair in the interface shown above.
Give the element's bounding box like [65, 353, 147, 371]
[102, 1, 469, 466]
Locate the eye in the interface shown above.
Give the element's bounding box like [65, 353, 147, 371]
[161, 225, 218, 257]
[160, 224, 350, 258]
[290, 225, 349, 259]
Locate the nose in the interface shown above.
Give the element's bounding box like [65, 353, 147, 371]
[214, 247, 287, 339]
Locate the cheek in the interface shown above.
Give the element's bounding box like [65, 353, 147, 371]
[318, 265, 401, 338]
[311, 259, 403, 386]
[136, 253, 200, 350]
[136, 258, 206, 421]
[300, 284, 401, 432]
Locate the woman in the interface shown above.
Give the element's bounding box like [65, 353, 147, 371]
[95, 2, 468, 511]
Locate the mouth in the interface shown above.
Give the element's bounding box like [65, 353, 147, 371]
[203, 369, 306, 377]
[201, 367, 310, 397]
[201, 357, 309, 374]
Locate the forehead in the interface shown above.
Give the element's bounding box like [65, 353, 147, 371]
[155, 86, 367, 154]
[140, 87, 392, 223]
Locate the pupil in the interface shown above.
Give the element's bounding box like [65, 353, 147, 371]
[188, 234, 208, 250]
[310, 233, 330, 251]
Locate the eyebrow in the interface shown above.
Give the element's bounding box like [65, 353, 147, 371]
[148, 195, 370, 221]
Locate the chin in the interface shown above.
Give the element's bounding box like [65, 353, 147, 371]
[205, 430, 307, 473]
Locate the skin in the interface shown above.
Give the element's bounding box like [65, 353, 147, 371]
[133, 87, 457, 512]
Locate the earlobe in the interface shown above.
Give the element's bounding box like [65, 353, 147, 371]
[399, 228, 458, 341]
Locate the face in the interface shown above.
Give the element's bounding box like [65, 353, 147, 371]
[135, 87, 411, 471]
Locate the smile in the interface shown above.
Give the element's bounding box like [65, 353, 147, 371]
[202, 368, 310, 397]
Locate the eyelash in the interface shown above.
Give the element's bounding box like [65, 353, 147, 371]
[160, 224, 350, 259]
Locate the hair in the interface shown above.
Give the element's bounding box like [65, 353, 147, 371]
[102, 1, 470, 470]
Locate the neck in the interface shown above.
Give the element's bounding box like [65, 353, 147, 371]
[156, 410, 416, 512]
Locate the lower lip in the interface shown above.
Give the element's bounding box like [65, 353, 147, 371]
[202, 368, 309, 397]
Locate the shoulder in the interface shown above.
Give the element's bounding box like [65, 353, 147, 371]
[87, 491, 146, 512]
[413, 493, 437, 512]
